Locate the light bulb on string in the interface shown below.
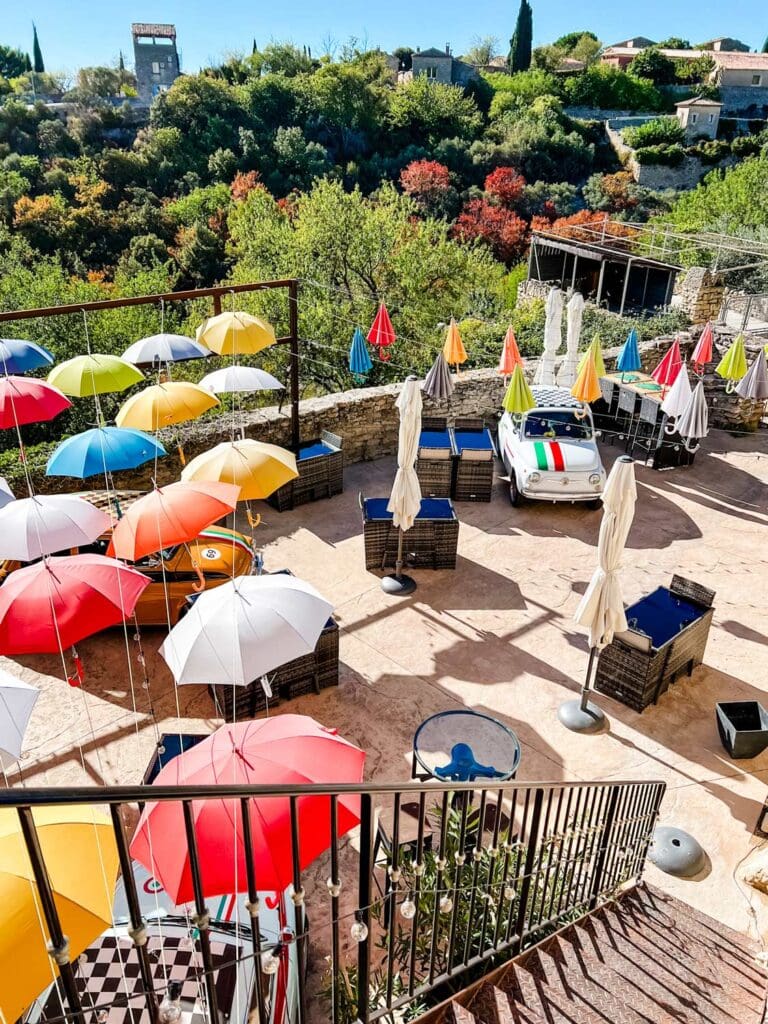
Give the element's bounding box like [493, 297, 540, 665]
[439, 894, 453, 915]
[261, 945, 281, 975]
[400, 894, 417, 920]
[504, 885, 517, 901]
[350, 910, 369, 943]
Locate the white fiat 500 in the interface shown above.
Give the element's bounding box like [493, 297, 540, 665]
[498, 385, 606, 507]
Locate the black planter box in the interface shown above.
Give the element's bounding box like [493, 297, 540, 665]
[716, 701, 768, 759]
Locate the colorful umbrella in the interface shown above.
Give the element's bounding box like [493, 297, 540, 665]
[199, 365, 284, 394]
[181, 439, 298, 500]
[716, 333, 748, 392]
[0, 554, 150, 655]
[497, 326, 523, 377]
[108, 481, 240, 562]
[130, 716, 364, 902]
[442, 318, 467, 372]
[661, 362, 693, 426]
[196, 311, 276, 356]
[502, 364, 535, 414]
[0, 805, 119, 1023]
[691, 322, 714, 375]
[577, 334, 606, 379]
[0, 494, 110, 562]
[676, 380, 709, 452]
[423, 351, 454, 402]
[571, 350, 602, 404]
[0, 338, 54, 375]
[116, 381, 219, 431]
[534, 287, 563, 386]
[557, 292, 584, 388]
[48, 354, 143, 397]
[367, 303, 396, 361]
[616, 328, 641, 377]
[650, 338, 682, 390]
[349, 327, 373, 379]
[122, 333, 212, 366]
[0, 377, 71, 429]
[0, 666, 38, 768]
[46, 427, 166, 479]
[735, 349, 768, 401]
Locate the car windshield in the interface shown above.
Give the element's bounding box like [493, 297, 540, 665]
[523, 410, 593, 440]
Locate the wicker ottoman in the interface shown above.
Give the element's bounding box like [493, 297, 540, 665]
[361, 495, 459, 571]
[416, 427, 455, 499]
[451, 427, 496, 502]
[267, 430, 343, 511]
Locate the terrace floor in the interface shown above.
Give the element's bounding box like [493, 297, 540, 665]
[5, 428, 768, 943]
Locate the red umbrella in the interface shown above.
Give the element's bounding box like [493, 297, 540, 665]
[130, 716, 365, 902]
[367, 303, 396, 362]
[107, 480, 240, 561]
[0, 376, 71, 429]
[691, 323, 713, 375]
[497, 326, 523, 376]
[650, 338, 683, 389]
[0, 554, 150, 655]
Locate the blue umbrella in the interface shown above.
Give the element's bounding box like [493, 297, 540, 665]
[349, 327, 373, 379]
[122, 333, 212, 366]
[0, 338, 55, 374]
[46, 427, 166, 479]
[616, 329, 641, 379]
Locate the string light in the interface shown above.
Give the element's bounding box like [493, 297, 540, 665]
[260, 945, 281, 975]
[400, 894, 417, 920]
[350, 910, 369, 942]
[439, 895, 454, 915]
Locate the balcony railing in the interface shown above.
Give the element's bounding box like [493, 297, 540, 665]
[1, 776, 665, 1024]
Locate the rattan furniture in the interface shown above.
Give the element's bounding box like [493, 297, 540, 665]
[416, 427, 455, 498]
[422, 416, 448, 431]
[267, 430, 343, 511]
[451, 426, 496, 502]
[454, 416, 486, 431]
[361, 494, 459, 571]
[594, 575, 715, 712]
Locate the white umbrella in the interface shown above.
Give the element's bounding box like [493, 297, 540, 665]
[0, 494, 109, 562]
[557, 291, 584, 388]
[383, 376, 423, 594]
[199, 365, 284, 394]
[0, 666, 39, 769]
[0, 478, 13, 510]
[662, 361, 693, 428]
[735, 350, 768, 401]
[160, 574, 333, 687]
[559, 456, 637, 732]
[122, 333, 211, 366]
[676, 381, 709, 452]
[534, 287, 563, 386]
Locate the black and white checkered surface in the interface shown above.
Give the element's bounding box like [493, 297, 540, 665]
[530, 385, 582, 409]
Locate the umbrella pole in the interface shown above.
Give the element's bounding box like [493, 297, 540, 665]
[580, 646, 597, 712]
[557, 645, 606, 733]
[382, 527, 416, 595]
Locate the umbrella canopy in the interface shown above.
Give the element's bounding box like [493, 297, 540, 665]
[130, 716, 363, 902]
[199, 365, 284, 394]
[735, 349, 768, 401]
[571, 350, 602, 404]
[122, 333, 212, 366]
[574, 457, 637, 649]
[661, 362, 693, 421]
[676, 380, 709, 447]
[502, 364, 535, 414]
[0, 554, 150, 655]
[116, 381, 219, 431]
[557, 292, 584, 388]
[534, 287, 563, 386]
[691, 322, 714, 374]
[616, 328, 642, 375]
[716, 333, 748, 383]
[387, 377, 422, 532]
[367, 303, 396, 361]
[160, 575, 333, 686]
[46, 426, 166, 479]
[0, 338, 54, 375]
[349, 327, 373, 377]
[423, 351, 454, 402]
[108, 481, 240, 561]
[196, 311, 276, 356]
[48, 354, 143, 397]
[577, 335, 606, 379]
[0, 494, 110, 562]
[0, 478, 14, 509]
[442, 318, 467, 368]
[0, 667, 38, 767]
[650, 338, 683, 388]
[181, 439, 297, 500]
[0, 377, 71, 429]
[0, 805, 118, 1023]
[497, 326, 523, 376]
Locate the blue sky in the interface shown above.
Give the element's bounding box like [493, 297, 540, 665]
[4, 1, 767, 74]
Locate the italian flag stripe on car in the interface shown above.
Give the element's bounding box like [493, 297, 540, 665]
[533, 441, 566, 472]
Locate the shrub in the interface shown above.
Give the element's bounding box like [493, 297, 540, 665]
[627, 48, 677, 86]
[563, 65, 664, 112]
[453, 198, 529, 263]
[623, 117, 684, 148]
[484, 166, 526, 206]
[689, 139, 731, 164]
[634, 143, 686, 166]
[731, 135, 762, 157]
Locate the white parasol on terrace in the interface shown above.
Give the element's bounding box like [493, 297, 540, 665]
[557, 291, 584, 388]
[383, 376, 423, 595]
[534, 287, 563, 386]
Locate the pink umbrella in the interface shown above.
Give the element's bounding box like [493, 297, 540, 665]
[650, 339, 683, 390]
[691, 323, 713, 375]
[497, 326, 523, 376]
[0, 376, 71, 429]
[367, 303, 396, 362]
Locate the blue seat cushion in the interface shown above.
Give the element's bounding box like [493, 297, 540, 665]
[364, 498, 455, 521]
[624, 587, 706, 649]
[298, 441, 335, 461]
[419, 430, 453, 450]
[453, 429, 494, 452]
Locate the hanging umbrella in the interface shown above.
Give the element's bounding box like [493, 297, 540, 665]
[0, 667, 38, 768]
[534, 287, 563, 386]
[0, 478, 14, 509]
[122, 333, 212, 366]
[0, 338, 54, 375]
[0, 494, 110, 562]
[181, 439, 297, 500]
[383, 377, 422, 595]
[676, 380, 709, 452]
[0, 554, 150, 655]
[108, 481, 240, 562]
[196, 311, 276, 356]
[716, 333, 748, 393]
[736, 349, 768, 401]
[615, 328, 642, 379]
[0, 805, 119, 1023]
[497, 326, 523, 377]
[349, 327, 373, 379]
[577, 335, 606, 379]
[0, 377, 71, 429]
[661, 362, 693, 428]
[46, 426, 166, 479]
[116, 381, 219, 431]
[571, 350, 602, 404]
[199, 365, 284, 394]
[442, 318, 467, 374]
[559, 456, 636, 733]
[502, 364, 535, 414]
[48, 354, 143, 397]
[367, 303, 396, 362]
[691, 322, 714, 375]
[650, 338, 683, 390]
[556, 292, 584, 388]
[423, 351, 454, 402]
[130, 716, 364, 902]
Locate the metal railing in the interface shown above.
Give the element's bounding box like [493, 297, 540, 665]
[1, 776, 666, 1024]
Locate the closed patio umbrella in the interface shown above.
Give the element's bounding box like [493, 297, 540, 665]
[556, 291, 584, 388]
[661, 361, 693, 428]
[735, 349, 768, 401]
[383, 376, 422, 595]
[676, 381, 709, 453]
[534, 287, 562, 386]
[423, 351, 454, 402]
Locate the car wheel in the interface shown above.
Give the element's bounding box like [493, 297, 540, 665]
[509, 475, 522, 506]
[588, 498, 603, 510]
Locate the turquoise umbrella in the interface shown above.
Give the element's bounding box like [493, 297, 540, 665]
[46, 427, 166, 479]
[616, 329, 641, 379]
[349, 327, 373, 380]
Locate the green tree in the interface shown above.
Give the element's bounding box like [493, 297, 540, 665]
[0, 45, 28, 79]
[389, 76, 483, 147]
[656, 37, 691, 49]
[563, 65, 664, 111]
[508, 0, 533, 73]
[627, 47, 677, 86]
[762, 36, 768, 53]
[463, 35, 500, 66]
[32, 24, 44, 74]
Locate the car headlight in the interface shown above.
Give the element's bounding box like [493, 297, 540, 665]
[589, 473, 602, 485]
[527, 471, 541, 484]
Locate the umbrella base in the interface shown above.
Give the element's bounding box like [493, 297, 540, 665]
[381, 573, 417, 596]
[648, 826, 707, 877]
[558, 699, 606, 733]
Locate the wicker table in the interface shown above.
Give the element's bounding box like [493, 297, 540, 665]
[267, 430, 343, 511]
[416, 427, 455, 498]
[450, 426, 496, 502]
[361, 495, 459, 571]
[594, 575, 715, 712]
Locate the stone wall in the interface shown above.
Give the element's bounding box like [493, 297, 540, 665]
[675, 267, 725, 323]
[604, 121, 735, 190]
[516, 279, 553, 302]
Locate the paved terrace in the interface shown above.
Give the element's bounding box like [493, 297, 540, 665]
[4, 429, 768, 942]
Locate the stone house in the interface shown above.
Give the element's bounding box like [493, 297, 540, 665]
[410, 46, 478, 85]
[675, 97, 722, 139]
[711, 52, 768, 114]
[131, 23, 180, 105]
[700, 37, 750, 52]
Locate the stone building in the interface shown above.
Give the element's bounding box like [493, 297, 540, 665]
[410, 46, 478, 85]
[675, 97, 722, 139]
[131, 23, 180, 105]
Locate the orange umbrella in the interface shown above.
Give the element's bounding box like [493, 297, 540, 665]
[497, 326, 523, 376]
[443, 318, 467, 372]
[108, 481, 240, 561]
[571, 351, 601, 404]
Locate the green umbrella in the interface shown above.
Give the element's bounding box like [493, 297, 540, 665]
[502, 364, 535, 414]
[715, 333, 748, 392]
[48, 353, 143, 397]
[577, 334, 606, 379]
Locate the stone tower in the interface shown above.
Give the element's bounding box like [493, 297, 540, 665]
[131, 23, 180, 105]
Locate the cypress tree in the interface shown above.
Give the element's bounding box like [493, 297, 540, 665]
[119, 50, 125, 71]
[762, 36, 768, 53]
[32, 23, 44, 73]
[252, 38, 257, 55]
[24, 52, 32, 72]
[507, 0, 533, 73]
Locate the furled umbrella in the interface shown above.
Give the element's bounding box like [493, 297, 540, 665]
[558, 456, 636, 733]
[46, 426, 166, 479]
[676, 380, 709, 453]
[0, 805, 119, 1024]
[130, 716, 364, 902]
[0, 667, 38, 769]
[615, 328, 642, 381]
[181, 439, 297, 500]
[534, 287, 563, 386]
[443, 317, 467, 375]
[383, 376, 422, 595]
[0, 376, 71, 429]
[571, 350, 602, 405]
[690, 322, 714, 375]
[502, 364, 535, 415]
[556, 291, 584, 388]
[577, 335, 606, 379]
[661, 361, 693, 431]
[423, 351, 454, 402]
[367, 302, 396, 362]
[736, 348, 768, 401]
[115, 381, 219, 431]
[348, 326, 373, 381]
[122, 333, 212, 367]
[48, 354, 143, 397]
[715, 333, 748, 393]
[0, 338, 54, 375]
[199, 365, 284, 394]
[196, 311, 276, 356]
[650, 338, 683, 392]
[497, 326, 523, 377]
[0, 494, 110, 562]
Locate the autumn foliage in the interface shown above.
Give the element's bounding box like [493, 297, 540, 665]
[484, 166, 526, 207]
[454, 199, 529, 263]
[534, 209, 640, 248]
[400, 160, 452, 202]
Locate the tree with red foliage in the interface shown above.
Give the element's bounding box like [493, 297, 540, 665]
[536, 209, 639, 248]
[454, 198, 528, 263]
[484, 166, 526, 207]
[231, 170, 261, 202]
[399, 159, 456, 218]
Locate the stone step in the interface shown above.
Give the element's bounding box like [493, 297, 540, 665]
[468, 981, 546, 1024]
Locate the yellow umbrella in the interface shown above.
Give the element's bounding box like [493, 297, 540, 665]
[502, 364, 535, 414]
[48, 354, 143, 397]
[0, 805, 118, 1022]
[577, 335, 606, 379]
[571, 349, 602, 404]
[196, 311, 276, 356]
[181, 439, 298, 500]
[116, 381, 219, 431]
[442, 318, 467, 372]
[716, 333, 748, 392]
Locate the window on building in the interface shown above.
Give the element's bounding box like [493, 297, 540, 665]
[151, 61, 160, 75]
[752, 74, 762, 86]
[425, 66, 437, 79]
[690, 112, 698, 123]
[708, 113, 714, 122]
